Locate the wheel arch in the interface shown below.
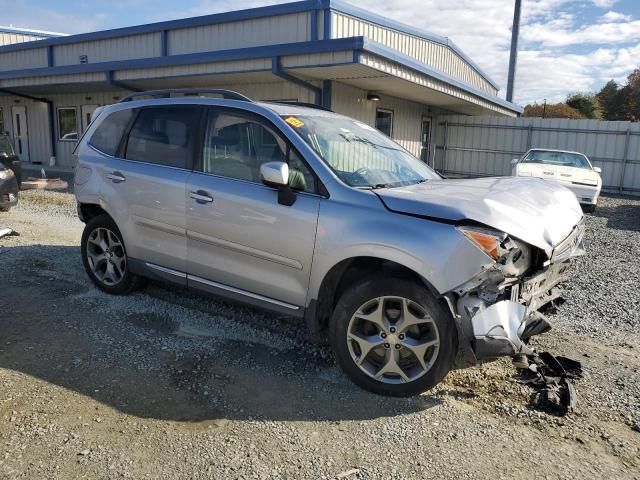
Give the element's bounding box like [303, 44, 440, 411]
[305, 256, 441, 341]
[78, 202, 110, 223]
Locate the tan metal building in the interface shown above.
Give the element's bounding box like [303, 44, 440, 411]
[0, 0, 521, 168]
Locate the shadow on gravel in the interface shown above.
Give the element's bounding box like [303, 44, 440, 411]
[1, 245, 441, 424]
[592, 201, 640, 232]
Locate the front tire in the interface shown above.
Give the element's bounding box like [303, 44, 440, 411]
[330, 276, 457, 397]
[81, 214, 141, 295]
[582, 203, 596, 214]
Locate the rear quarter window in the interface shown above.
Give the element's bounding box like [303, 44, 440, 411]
[89, 109, 134, 157]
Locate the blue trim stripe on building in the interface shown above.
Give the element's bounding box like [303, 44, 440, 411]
[0, 38, 364, 80]
[0, 0, 499, 92]
[272, 56, 322, 105]
[0, 36, 520, 113]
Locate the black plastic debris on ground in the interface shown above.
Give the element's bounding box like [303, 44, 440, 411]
[516, 352, 583, 416]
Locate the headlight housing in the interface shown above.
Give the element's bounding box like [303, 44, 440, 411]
[457, 226, 507, 261]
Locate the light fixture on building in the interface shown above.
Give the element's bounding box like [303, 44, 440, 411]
[85, 96, 92, 101]
[367, 93, 381, 102]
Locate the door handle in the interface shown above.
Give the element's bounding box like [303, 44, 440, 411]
[190, 190, 214, 204]
[106, 171, 126, 183]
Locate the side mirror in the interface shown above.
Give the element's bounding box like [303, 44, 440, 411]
[593, 166, 602, 174]
[510, 158, 519, 166]
[260, 161, 296, 206]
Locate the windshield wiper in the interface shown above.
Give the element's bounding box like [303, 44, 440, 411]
[371, 183, 397, 189]
[339, 134, 401, 151]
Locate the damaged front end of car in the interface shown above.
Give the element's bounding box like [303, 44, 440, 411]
[446, 219, 585, 365]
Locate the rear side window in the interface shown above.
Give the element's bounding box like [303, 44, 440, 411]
[125, 107, 200, 169]
[89, 109, 133, 156]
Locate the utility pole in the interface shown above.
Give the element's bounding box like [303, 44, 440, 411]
[543, 99, 547, 118]
[506, 0, 522, 103]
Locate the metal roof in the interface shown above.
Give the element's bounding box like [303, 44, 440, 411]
[0, 25, 66, 37]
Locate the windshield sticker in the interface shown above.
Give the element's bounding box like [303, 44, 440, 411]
[285, 117, 305, 128]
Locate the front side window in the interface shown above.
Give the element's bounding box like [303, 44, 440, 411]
[125, 107, 200, 169]
[57, 107, 78, 141]
[522, 150, 592, 169]
[283, 114, 440, 188]
[375, 109, 393, 137]
[202, 110, 316, 193]
[89, 109, 134, 157]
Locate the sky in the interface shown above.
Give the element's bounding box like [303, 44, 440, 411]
[2, 0, 639, 105]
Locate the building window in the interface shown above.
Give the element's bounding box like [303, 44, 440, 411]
[57, 107, 78, 141]
[0, 107, 4, 132]
[375, 108, 393, 137]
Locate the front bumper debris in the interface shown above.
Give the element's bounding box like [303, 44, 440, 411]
[516, 351, 583, 415]
[471, 300, 528, 359]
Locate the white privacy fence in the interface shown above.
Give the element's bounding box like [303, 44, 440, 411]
[433, 115, 640, 195]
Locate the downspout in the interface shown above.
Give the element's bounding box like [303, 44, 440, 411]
[271, 56, 323, 106]
[105, 71, 143, 93]
[0, 87, 56, 163]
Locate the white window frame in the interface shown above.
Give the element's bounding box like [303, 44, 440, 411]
[57, 106, 79, 142]
[375, 108, 394, 137]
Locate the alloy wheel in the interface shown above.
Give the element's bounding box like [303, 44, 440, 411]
[86, 227, 127, 286]
[346, 296, 440, 384]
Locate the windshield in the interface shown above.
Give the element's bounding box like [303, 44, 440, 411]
[281, 114, 440, 188]
[0, 135, 15, 157]
[522, 150, 591, 169]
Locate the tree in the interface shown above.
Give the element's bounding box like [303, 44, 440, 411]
[566, 93, 602, 119]
[523, 102, 584, 119]
[596, 80, 624, 120]
[624, 69, 640, 121]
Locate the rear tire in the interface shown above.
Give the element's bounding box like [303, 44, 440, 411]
[81, 214, 142, 295]
[582, 204, 596, 214]
[330, 275, 457, 397]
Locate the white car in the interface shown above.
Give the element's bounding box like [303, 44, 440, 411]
[511, 149, 602, 212]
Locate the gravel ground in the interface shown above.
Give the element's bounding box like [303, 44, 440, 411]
[0, 190, 639, 479]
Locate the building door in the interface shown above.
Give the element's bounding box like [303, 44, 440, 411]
[420, 117, 431, 165]
[11, 106, 29, 162]
[81, 104, 99, 133]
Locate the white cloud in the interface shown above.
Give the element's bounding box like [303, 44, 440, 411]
[523, 17, 640, 47]
[600, 11, 632, 22]
[591, 0, 617, 7]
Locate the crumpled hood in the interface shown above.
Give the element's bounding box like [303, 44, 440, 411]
[375, 176, 583, 254]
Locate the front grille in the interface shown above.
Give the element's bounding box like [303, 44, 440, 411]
[551, 220, 585, 264]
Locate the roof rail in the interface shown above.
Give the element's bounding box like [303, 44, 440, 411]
[119, 88, 253, 103]
[268, 100, 333, 112]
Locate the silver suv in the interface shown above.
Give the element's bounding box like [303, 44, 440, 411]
[74, 89, 585, 396]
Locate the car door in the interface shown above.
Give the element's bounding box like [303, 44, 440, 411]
[185, 107, 321, 312]
[97, 105, 202, 280]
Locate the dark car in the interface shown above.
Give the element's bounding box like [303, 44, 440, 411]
[0, 133, 20, 211]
